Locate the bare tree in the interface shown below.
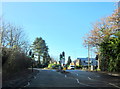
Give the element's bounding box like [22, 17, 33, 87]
[0, 20, 30, 54]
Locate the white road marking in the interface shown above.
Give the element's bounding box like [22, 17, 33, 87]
[75, 78, 92, 87]
[27, 82, 30, 86]
[34, 76, 36, 79]
[72, 73, 78, 76]
[88, 77, 92, 80]
[33, 68, 41, 71]
[79, 82, 92, 87]
[109, 83, 120, 89]
[76, 79, 80, 83]
[76, 73, 78, 76]
[65, 75, 67, 78]
[24, 82, 30, 87]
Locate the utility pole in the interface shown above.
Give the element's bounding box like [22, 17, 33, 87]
[97, 52, 100, 70]
[88, 43, 90, 71]
[96, 45, 100, 71]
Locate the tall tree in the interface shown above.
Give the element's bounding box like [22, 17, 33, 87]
[0, 21, 29, 53]
[67, 56, 72, 65]
[32, 37, 49, 66]
[43, 45, 48, 64]
[83, 6, 120, 72]
[1, 20, 31, 74]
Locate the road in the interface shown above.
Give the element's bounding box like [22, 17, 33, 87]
[25, 69, 120, 88]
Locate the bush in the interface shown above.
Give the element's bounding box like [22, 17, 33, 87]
[2, 47, 32, 75]
[76, 65, 82, 69]
[48, 64, 60, 69]
[48, 64, 54, 68]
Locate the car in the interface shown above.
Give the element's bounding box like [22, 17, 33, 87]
[68, 65, 75, 70]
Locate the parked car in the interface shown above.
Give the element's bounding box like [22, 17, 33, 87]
[68, 65, 75, 70]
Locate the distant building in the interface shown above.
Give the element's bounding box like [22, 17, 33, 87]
[76, 58, 98, 69]
[70, 61, 75, 66]
[49, 60, 58, 64]
[57, 61, 60, 65]
[74, 59, 81, 66]
[53, 61, 57, 64]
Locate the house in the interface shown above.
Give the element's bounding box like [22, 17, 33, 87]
[57, 61, 60, 65]
[70, 61, 75, 66]
[53, 61, 57, 64]
[69, 60, 81, 66]
[74, 59, 81, 66]
[76, 58, 98, 69]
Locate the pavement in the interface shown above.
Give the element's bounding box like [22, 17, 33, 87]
[97, 71, 120, 77]
[25, 69, 120, 88]
[80, 69, 120, 77]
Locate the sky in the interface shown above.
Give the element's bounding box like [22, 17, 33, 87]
[2, 2, 116, 62]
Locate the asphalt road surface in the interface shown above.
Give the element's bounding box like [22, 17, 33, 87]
[25, 69, 120, 88]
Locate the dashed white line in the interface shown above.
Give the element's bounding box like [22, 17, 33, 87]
[79, 82, 92, 87]
[34, 76, 36, 79]
[76, 79, 80, 83]
[28, 82, 30, 86]
[75, 78, 92, 87]
[65, 75, 67, 78]
[73, 73, 78, 76]
[109, 83, 120, 89]
[24, 82, 30, 87]
[88, 77, 92, 80]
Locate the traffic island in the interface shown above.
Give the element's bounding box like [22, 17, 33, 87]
[61, 70, 69, 74]
[56, 69, 69, 74]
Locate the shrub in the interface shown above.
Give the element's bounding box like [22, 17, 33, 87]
[76, 65, 82, 69]
[2, 47, 32, 74]
[48, 64, 60, 69]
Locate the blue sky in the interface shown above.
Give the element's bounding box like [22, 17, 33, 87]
[2, 2, 116, 62]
